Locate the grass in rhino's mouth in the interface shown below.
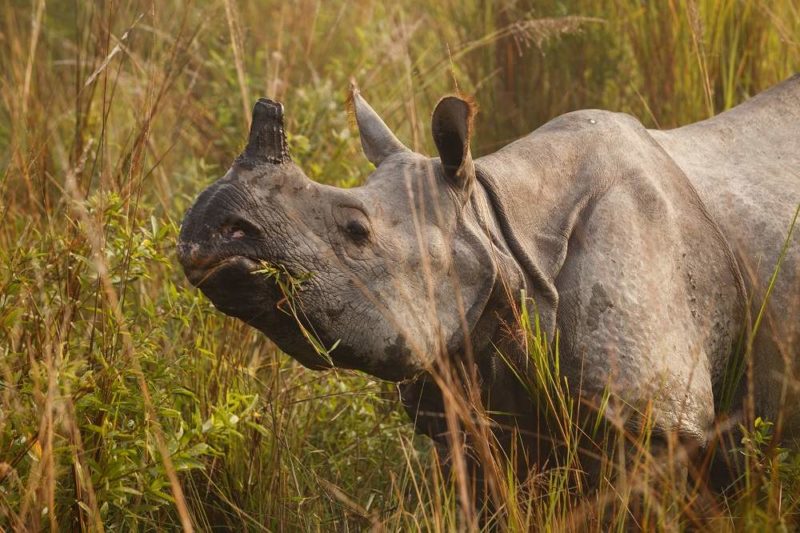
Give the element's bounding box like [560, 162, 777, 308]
[252, 261, 314, 295]
[253, 261, 339, 367]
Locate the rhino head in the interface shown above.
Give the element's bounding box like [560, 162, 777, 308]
[177, 89, 509, 382]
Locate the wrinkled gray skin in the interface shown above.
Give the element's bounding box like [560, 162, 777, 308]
[178, 76, 800, 477]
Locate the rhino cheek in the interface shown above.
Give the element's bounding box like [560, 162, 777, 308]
[311, 284, 432, 379]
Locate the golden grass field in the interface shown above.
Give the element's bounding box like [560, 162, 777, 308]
[1, 0, 799, 530]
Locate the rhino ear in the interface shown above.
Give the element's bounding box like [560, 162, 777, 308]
[431, 96, 475, 189]
[349, 82, 409, 166]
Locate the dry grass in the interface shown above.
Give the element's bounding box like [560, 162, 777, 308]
[0, 0, 798, 530]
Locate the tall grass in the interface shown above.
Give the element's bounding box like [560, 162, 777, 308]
[1, 0, 798, 529]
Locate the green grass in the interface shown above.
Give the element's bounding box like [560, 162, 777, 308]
[1, 0, 799, 530]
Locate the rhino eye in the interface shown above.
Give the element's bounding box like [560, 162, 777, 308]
[345, 219, 370, 242]
[334, 205, 371, 245]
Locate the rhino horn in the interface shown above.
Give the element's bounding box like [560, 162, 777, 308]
[431, 95, 476, 189]
[349, 81, 409, 166]
[239, 98, 291, 166]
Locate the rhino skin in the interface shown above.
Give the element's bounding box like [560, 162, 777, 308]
[178, 77, 800, 477]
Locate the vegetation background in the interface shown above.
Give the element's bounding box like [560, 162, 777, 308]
[1, 0, 798, 530]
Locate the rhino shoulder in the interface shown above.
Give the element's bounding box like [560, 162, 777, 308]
[540, 109, 646, 136]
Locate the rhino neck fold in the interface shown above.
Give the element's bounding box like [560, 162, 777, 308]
[472, 163, 560, 339]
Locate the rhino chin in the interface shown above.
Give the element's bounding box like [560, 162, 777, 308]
[329, 345, 421, 383]
[261, 331, 423, 382]
[259, 330, 335, 372]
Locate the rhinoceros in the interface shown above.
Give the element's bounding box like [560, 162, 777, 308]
[177, 75, 800, 482]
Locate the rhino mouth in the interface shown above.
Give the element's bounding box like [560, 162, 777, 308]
[183, 255, 259, 287]
[182, 254, 268, 319]
[180, 251, 337, 371]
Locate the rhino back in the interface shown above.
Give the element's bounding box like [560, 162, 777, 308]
[651, 75, 800, 437]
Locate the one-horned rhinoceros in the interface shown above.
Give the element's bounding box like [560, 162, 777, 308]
[178, 76, 800, 482]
